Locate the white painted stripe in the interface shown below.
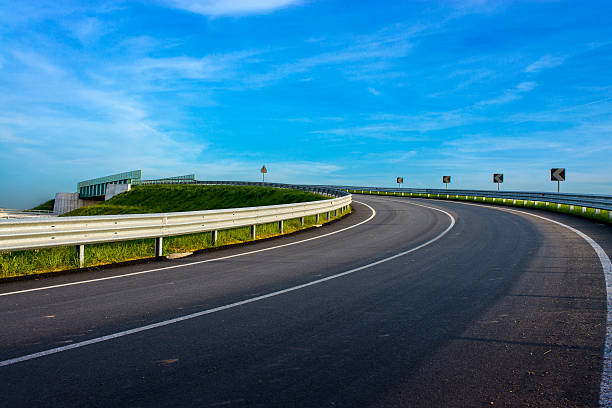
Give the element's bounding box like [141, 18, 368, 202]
[410, 197, 612, 406]
[1, 201, 376, 298]
[0, 200, 455, 367]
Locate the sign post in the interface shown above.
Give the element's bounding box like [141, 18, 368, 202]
[396, 177, 403, 189]
[260, 165, 267, 182]
[493, 173, 504, 191]
[551, 168, 565, 192]
[442, 176, 451, 190]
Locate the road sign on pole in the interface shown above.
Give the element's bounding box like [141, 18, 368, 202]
[396, 177, 403, 188]
[551, 168, 565, 192]
[493, 173, 503, 191]
[260, 165, 267, 182]
[443, 176, 451, 190]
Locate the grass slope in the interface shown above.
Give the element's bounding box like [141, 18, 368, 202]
[63, 185, 326, 216]
[30, 199, 55, 211]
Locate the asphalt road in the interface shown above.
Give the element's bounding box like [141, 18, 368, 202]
[0, 195, 610, 407]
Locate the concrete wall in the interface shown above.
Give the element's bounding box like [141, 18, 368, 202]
[53, 193, 99, 215]
[105, 183, 131, 201]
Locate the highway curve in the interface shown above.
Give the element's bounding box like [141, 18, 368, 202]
[0, 194, 610, 407]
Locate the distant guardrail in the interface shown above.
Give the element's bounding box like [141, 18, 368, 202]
[337, 185, 612, 224]
[330, 186, 612, 211]
[0, 182, 351, 268]
[0, 208, 56, 220]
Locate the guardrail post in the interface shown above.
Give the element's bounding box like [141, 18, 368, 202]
[155, 237, 163, 257]
[315, 214, 319, 223]
[299, 217, 304, 226]
[250, 225, 256, 239]
[326, 211, 330, 221]
[75, 245, 84, 268]
[212, 230, 218, 244]
[278, 220, 284, 234]
[334, 209, 338, 217]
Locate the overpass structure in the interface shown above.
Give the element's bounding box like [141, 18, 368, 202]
[77, 170, 141, 199]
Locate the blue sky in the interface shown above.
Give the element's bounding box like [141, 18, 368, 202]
[1, 0, 611, 208]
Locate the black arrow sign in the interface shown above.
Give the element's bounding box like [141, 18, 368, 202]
[551, 168, 565, 182]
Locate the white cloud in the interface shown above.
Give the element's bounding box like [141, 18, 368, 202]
[368, 87, 381, 96]
[160, 0, 302, 16]
[474, 81, 537, 107]
[525, 54, 565, 73]
[0, 49, 207, 182]
[120, 50, 261, 84]
[66, 17, 107, 43]
[365, 150, 417, 163]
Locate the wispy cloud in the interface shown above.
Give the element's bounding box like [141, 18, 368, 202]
[159, 0, 302, 16]
[368, 87, 380, 96]
[525, 54, 565, 73]
[365, 150, 417, 163]
[64, 17, 108, 43]
[311, 110, 480, 140]
[474, 81, 537, 107]
[0, 49, 207, 182]
[120, 50, 261, 82]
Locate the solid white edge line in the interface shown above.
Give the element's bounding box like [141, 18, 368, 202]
[0, 200, 455, 367]
[407, 196, 612, 406]
[0, 201, 376, 298]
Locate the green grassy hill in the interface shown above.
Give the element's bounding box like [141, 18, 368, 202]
[62, 185, 326, 216]
[30, 199, 55, 211]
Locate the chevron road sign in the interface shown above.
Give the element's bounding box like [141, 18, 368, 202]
[551, 168, 565, 182]
[551, 168, 565, 192]
[442, 176, 451, 190]
[493, 173, 503, 191]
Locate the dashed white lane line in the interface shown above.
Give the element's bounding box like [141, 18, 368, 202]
[0, 201, 378, 298]
[0, 200, 454, 367]
[402, 197, 612, 406]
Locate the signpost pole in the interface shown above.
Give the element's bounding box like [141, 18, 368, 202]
[558, 180, 560, 193]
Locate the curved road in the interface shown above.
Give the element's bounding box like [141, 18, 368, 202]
[0, 195, 610, 407]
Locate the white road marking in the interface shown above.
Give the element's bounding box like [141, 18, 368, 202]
[1, 201, 377, 298]
[0, 200, 455, 367]
[403, 196, 612, 406]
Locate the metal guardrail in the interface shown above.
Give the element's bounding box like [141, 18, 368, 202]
[0, 208, 56, 220]
[0, 208, 54, 215]
[0, 183, 351, 267]
[332, 185, 612, 211]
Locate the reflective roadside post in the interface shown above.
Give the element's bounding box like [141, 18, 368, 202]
[551, 168, 565, 192]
